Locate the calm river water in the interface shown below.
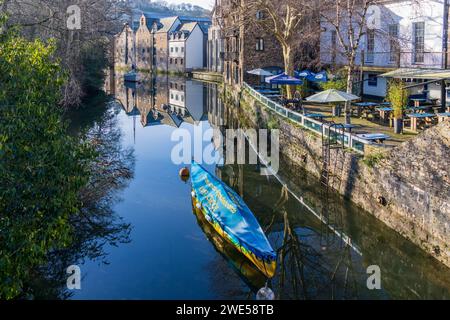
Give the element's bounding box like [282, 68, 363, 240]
[66, 73, 450, 300]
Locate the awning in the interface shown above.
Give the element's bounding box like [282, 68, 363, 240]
[380, 68, 450, 80]
[265, 73, 303, 85]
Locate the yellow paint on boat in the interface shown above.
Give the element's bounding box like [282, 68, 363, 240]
[192, 196, 276, 278]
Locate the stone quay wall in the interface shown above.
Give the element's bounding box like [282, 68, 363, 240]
[232, 87, 450, 268]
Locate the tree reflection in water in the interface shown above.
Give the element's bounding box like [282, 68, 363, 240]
[27, 101, 135, 299]
[211, 162, 450, 300]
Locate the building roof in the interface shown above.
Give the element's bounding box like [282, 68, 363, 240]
[156, 16, 180, 33]
[380, 68, 450, 80]
[128, 12, 211, 35]
[177, 22, 198, 33]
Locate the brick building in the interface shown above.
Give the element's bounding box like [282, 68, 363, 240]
[216, 0, 285, 88]
[114, 23, 135, 69]
[114, 14, 211, 73]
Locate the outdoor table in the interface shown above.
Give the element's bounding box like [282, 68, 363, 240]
[284, 98, 301, 104]
[407, 106, 430, 112]
[376, 107, 393, 121]
[429, 98, 439, 105]
[257, 89, 280, 94]
[342, 124, 357, 133]
[407, 113, 436, 132]
[357, 133, 391, 144]
[437, 112, 450, 123]
[410, 98, 427, 108]
[304, 113, 331, 120]
[353, 102, 379, 117]
[353, 102, 378, 117]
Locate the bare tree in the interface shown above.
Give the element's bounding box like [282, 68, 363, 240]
[219, 0, 319, 99]
[1, 0, 130, 107]
[319, 0, 382, 124]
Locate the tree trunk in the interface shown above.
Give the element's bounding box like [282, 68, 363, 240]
[283, 44, 294, 100]
[345, 57, 355, 125]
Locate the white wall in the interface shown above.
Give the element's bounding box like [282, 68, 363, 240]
[169, 41, 185, 58]
[320, 0, 446, 69]
[185, 24, 205, 70]
[185, 80, 205, 121]
[169, 88, 185, 107]
[363, 72, 388, 97]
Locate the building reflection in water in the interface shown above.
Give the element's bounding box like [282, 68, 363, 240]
[105, 71, 450, 300]
[108, 72, 208, 131]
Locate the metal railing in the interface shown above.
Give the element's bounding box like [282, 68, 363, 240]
[243, 82, 371, 154]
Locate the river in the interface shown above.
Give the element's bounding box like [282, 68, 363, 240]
[66, 72, 450, 300]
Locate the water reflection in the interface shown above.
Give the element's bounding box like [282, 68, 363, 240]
[31, 100, 135, 299]
[97, 72, 450, 300]
[108, 73, 207, 130]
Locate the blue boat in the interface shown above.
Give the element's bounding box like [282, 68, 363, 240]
[190, 161, 277, 278]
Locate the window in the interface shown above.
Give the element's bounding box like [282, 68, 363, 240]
[171, 47, 174, 52]
[175, 59, 178, 64]
[256, 11, 264, 20]
[367, 74, 378, 87]
[180, 58, 184, 65]
[413, 22, 425, 63]
[181, 47, 184, 53]
[175, 47, 179, 53]
[256, 38, 264, 51]
[389, 24, 399, 63]
[331, 30, 337, 64]
[366, 29, 375, 63]
[170, 58, 173, 64]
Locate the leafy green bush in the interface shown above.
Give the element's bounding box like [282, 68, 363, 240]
[362, 152, 386, 168]
[320, 69, 347, 91]
[387, 80, 408, 119]
[0, 30, 94, 299]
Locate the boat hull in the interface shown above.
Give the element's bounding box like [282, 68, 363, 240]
[192, 199, 267, 290]
[192, 196, 276, 278]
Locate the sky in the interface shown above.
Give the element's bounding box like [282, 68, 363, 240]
[168, 0, 214, 10]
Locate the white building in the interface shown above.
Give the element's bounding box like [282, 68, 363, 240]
[168, 22, 208, 73]
[207, 1, 224, 73]
[169, 79, 206, 124]
[321, 0, 450, 101]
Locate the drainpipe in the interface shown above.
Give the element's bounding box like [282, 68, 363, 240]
[442, 0, 449, 109]
[443, 0, 449, 69]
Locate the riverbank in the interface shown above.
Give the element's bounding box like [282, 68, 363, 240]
[224, 84, 450, 269]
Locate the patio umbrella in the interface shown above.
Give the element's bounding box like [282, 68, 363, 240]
[306, 89, 359, 103]
[295, 70, 312, 78]
[295, 70, 328, 82]
[265, 73, 303, 85]
[309, 71, 328, 82]
[247, 68, 274, 76]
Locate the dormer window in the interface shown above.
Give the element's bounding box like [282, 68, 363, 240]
[256, 11, 264, 20]
[256, 38, 264, 51]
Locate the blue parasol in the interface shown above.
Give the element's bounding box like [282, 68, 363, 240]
[265, 73, 303, 85]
